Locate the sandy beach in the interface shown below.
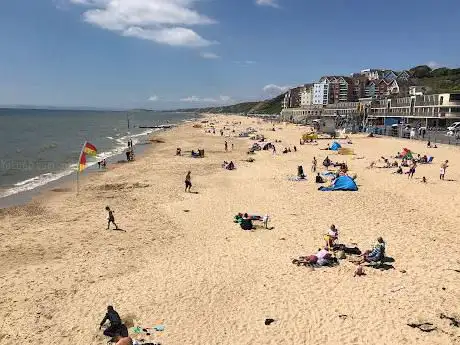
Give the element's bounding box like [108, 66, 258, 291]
[0, 114, 459, 345]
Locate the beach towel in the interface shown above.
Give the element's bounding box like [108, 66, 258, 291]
[319, 175, 358, 191]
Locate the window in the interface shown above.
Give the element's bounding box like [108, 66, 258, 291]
[440, 96, 444, 105]
[450, 94, 460, 101]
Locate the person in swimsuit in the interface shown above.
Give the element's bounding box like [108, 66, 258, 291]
[185, 171, 192, 192]
[105, 206, 119, 230]
[440, 160, 449, 180]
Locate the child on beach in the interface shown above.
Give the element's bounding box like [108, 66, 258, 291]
[105, 206, 119, 230]
[185, 171, 192, 192]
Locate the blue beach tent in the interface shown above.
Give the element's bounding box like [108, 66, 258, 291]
[329, 141, 342, 151]
[319, 175, 358, 192]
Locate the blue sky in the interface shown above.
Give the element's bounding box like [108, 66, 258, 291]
[0, 0, 458, 109]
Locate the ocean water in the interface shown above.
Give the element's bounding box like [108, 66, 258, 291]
[0, 108, 196, 200]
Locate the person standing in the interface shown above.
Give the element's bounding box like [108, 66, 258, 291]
[105, 206, 119, 230]
[311, 157, 317, 172]
[185, 171, 192, 192]
[224, 141, 228, 152]
[408, 160, 416, 179]
[440, 160, 449, 180]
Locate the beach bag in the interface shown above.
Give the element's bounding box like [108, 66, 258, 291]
[336, 250, 346, 259]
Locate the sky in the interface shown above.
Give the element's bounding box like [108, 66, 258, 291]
[0, 0, 458, 109]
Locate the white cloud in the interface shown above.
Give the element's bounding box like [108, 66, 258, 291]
[69, 0, 217, 47]
[124, 27, 214, 47]
[263, 84, 290, 94]
[180, 95, 233, 103]
[255, 0, 279, 8]
[427, 61, 441, 69]
[200, 52, 220, 59]
[148, 95, 159, 101]
[234, 60, 256, 65]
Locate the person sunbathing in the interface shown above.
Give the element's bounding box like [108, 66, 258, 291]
[393, 166, 403, 174]
[362, 237, 385, 263]
[113, 335, 133, 345]
[294, 248, 333, 266]
[226, 161, 235, 170]
[240, 213, 254, 230]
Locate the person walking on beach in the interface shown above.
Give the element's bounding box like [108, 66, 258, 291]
[225, 141, 228, 152]
[312, 157, 317, 172]
[408, 160, 416, 179]
[232, 143, 234, 151]
[440, 160, 449, 180]
[105, 206, 119, 230]
[185, 171, 192, 192]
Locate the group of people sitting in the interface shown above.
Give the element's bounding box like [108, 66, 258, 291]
[191, 149, 205, 158]
[222, 161, 235, 170]
[282, 146, 297, 154]
[293, 225, 387, 268]
[300, 138, 318, 145]
[234, 213, 269, 230]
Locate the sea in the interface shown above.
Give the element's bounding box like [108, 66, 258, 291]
[0, 108, 197, 205]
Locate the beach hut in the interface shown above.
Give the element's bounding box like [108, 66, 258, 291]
[319, 175, 358, 191]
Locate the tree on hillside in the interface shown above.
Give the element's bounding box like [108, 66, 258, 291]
[410, 65, 432, 78]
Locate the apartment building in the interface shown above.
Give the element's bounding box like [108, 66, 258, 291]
[281, 93, 460, 125]
[312, 80, 329, 105]
[300, 84, 314, 107]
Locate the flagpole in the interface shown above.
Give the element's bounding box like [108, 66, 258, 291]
[77, 141, 87, 195]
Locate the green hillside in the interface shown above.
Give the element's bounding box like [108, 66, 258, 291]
[410, 65, 460, 94]
[191, 93, 285, 115]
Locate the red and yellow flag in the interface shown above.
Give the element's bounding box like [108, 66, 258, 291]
[78, 141, 97, 172]
[79, 152, 87, 172]
[83, 142, 97, 156]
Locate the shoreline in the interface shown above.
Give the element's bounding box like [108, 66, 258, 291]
[0, 117, 199, 209]
[0, 114, 458, 345]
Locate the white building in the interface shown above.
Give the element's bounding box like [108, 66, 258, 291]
[360, 69, 380, 80]
[300, 85, 313, 107]
[313, 80, 329, 105]
[409, 86, 425, 96]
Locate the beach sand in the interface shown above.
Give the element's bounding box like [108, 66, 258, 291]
[0, 115, 459, 345]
